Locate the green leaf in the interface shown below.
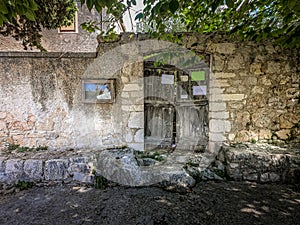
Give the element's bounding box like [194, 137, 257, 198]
[0, 1, 8, 14]
[135, 12, 143, 20]
[28, 0, 38, 11]
[287, 0, 296, 11]
[25, 10, 36, 21]
[0, 14, 4, 26]
[226, 0, 234, 8]
[169, 0, 179, 14]
[95, 1, 103, 12]
[86, 0, 94, 11]
[132, 0, 137, 6]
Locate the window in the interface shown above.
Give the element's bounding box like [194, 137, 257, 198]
[59, 11, 78, 33]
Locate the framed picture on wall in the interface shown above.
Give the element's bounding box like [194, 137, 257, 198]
[82, 79, 115, 103]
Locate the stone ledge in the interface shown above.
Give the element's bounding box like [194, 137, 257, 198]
[0, 51, 97, 58]
[214, 143, 300, 184]
[0, 154, 96, 185]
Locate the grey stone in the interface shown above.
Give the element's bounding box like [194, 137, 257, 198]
[68, 162, 90, 174]
[24, 159, 43, 181]
[260, 172, 280, 183]
[5, 159, 24, 184]
[128, 112, 144, 128]
[95, 149, 195, 187]
[141, 158, 158, 166]
[44, 159, 69, 181]
[200, 168, 223, 181]
[73, 172, 93, 183]
[243, 173, 258, 181]
[128, 143, 144, 151]
[134, 129, 144, 143]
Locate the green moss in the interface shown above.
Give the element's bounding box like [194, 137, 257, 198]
[15, 181, 34, 190]
[7, 143, 48, 153]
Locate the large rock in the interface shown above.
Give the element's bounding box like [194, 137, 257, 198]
[4, 159, 24, 184]
[23, 159, 43, 181]
[95, 149, 195, 188]
[44, 159, 69, 181]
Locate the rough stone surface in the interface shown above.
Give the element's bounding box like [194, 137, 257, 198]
[23, 159, 43, 181]
[96, 149, 195, 187]
[44, 159, 69, 181]
[213, 143, 300, 183]
[128, 112, 144, 129]
[4, 159, 24, 184]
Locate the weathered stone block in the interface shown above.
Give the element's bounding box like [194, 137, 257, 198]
[214, 72, 236, 79]
[210, 119, 231, 133]
[211, 94, 245, 102]
[5, 159, 24, 183]
[210, 80, 230, 87]
[259, 129, 272, 140]
[260, 172, 280, 183]
[276, 129, 290, 140]
[213, 43, 236, 54]
[128, 112, 144, 128]
[210, 102, 227, 112]
[210, 133, 226, 142]
[24, 159, 43, 181]
[68, 162, 90, 174]
[124, 130, 133, 142]
[211, 112, 229, 119]
[227, 53, 244, 70]
[44, 159, 69, 181]
[128, 143, 144, 151]
[73, 172, 93, 183]
[134, 129, 144, 143]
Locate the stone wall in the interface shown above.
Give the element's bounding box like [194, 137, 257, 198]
[182, 34, 300, 145]
[0, 52, 94, 150]
[0, 49, 145, 151]
[102, 33, 299, 146]
[0, 33, 299, 153]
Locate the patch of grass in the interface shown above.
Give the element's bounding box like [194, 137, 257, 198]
[184, 160, 199, 168]
[7, 144, 48, 153]
[15, 181, 34, 190]
[7, 144, 20, 152]
[35, 145, 48, 151]
[140, 151, 164, 162]
[94, 175, 108, 189]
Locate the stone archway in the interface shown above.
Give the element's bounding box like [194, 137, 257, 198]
[81, 38, 226, 186]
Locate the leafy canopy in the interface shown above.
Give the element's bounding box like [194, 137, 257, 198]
[137, 0, 300, 48]
[81, 0, 300, 48]
[1, 0, 299, 49]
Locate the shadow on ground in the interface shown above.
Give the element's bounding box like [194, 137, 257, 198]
[0, 181, 299, 225]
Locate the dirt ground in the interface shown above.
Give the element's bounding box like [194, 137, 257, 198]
[0, 181, 299, 225]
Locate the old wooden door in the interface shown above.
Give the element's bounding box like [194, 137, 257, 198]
[144, 62, 209, 152]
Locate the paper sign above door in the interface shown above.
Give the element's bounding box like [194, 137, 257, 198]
[193, 85, 207, 95]
[191, 71, 205, 81]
